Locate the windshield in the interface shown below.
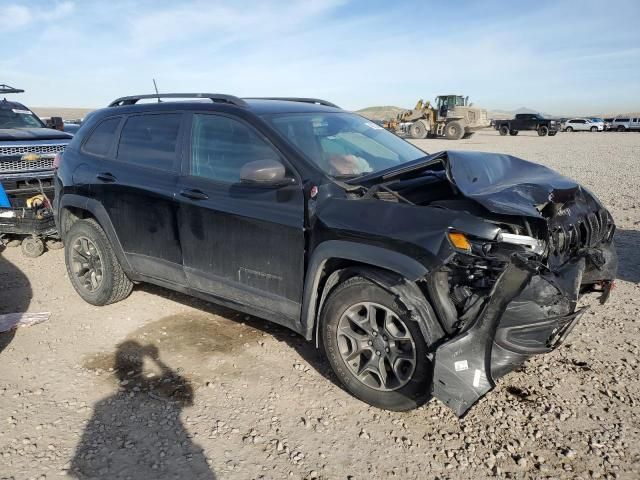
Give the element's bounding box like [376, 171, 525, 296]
[0, 106, 44, 129]
[589, 118, 604, 122]
[263, 112, 427, 177]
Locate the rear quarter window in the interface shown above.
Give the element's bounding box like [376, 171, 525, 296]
[117, 113, 182, 171]
[82, 117, 121, 157]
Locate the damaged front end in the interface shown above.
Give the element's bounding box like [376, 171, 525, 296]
[350, 150, 618, 416]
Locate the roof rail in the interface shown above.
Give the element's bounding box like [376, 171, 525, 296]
[0, 84, 25, 94]
[245, 97, 340, 109]
[108, 93, 248, 108]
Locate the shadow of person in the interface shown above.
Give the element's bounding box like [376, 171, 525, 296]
[70, 340, 216, 479]
[0, 245, 32, 355]
[615, 228, 640, 283]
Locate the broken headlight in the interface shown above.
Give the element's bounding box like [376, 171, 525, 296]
[496, 232, 546, 256]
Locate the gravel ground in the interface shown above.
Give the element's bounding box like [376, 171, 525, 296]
[0, 130, 639, 480]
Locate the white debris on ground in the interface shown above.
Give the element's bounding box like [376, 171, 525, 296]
[0, 312, 50, 333]
[0, 131, 638, 479]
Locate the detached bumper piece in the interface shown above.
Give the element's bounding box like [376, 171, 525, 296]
[431, 257, 590, 417]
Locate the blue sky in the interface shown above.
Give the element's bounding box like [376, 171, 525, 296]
[1, 0, 639, 114]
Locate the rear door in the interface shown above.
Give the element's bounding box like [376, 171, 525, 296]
[176, 112, 305, 325]
[89, 112, 186, 283]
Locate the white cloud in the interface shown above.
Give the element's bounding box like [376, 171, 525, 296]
[0, 1, 75, 31]
[1, 5, 32, 30]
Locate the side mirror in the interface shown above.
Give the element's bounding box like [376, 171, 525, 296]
[240, 159, 293, 186]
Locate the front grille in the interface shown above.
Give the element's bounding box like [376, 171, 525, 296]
[551, 208, 614, 256]
[0, 144, 66, 156]
[0, 143, 66, 173]
[0, 157, 54, 172]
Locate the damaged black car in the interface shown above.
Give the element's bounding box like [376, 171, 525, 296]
[54, 94, 617, 416]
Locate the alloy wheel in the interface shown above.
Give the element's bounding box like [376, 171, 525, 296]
[71, 236, 104, 292]
[336, 302, 416, 391]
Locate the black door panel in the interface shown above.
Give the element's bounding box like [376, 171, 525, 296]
[177, 113, 305, 323]
[89, 113, 185, 283]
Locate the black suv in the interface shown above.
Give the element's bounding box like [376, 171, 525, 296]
[54, 93, 617, 416]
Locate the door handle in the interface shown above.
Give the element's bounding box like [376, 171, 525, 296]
[180, 189, 209, 200]
[96, 172, 117, 183]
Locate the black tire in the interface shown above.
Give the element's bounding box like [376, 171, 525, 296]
[590, 126, 597, 132]
[538, 126, 549, 136]
[565, 126, 573, 132]
[444, 121, 464, 140]
[64, 218, 133, 306]
[548, 132, 557, 136]
[617, 125, 625, 132]
[499, 125, 509, 136]
[408, 121, 428, 139]
[509, 130, 519, 136]
[320, 276, 432, 411]
[21, 236, 44, 258]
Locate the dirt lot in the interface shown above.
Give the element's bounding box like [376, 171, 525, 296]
[1, 130, 639, 480]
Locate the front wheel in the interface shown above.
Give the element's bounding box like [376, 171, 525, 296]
[565, 126, 573, 132]
[64, 218, 133, 306]
[617, 125, 626, 132]
[590, 126, 598, 132]
[509, 130, 519, 136]
[408, 121, 428, 139]
[538, 126, 549, 136]
[444, 121, 464, 140]
[321, 276, 432, 411]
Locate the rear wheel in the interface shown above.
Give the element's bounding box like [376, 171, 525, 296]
[499, 125, 509, 136]
[565, 126, 573, 132]
[509, 130, 519, 136]
[408, 121, 429, 139]
[64, 218, 133, 305]
[321, 276, 432, 411]
[444, 121, 464, 140]
[538, 126, 549, 136]
[21, 236, 44, 258]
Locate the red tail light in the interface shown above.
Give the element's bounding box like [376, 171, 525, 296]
[53, 152, 62, 169]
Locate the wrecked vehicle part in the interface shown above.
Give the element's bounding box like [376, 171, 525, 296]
[340, 150, 617, 415]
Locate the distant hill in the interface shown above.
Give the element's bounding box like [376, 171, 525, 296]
[356, 106, 405, 121]
[31, 107, 95, 121]
[489, 107, 555, 119]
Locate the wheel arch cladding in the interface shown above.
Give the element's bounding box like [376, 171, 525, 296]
[301, 240, 446, 349]
[58, 194, 135, 278]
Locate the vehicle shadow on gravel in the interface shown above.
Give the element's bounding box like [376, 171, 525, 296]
[140, 284, 340, 388]
[0, 246, 32, 355]
[615, 228, 640, 283]
[70, 340, 216, 479]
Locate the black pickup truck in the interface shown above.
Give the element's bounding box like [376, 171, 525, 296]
[0, 85, 72, 256]
[495, 113, 559, 137]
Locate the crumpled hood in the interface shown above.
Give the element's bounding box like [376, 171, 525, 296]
[444, 150, 596, 218]
[0, 128, 73, 141]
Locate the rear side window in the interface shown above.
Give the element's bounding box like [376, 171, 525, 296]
[617, 118, 630, 122]
[83, 117, 121, 157]
[190, 114, 282, 183]
[117, 113, 182, 170]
